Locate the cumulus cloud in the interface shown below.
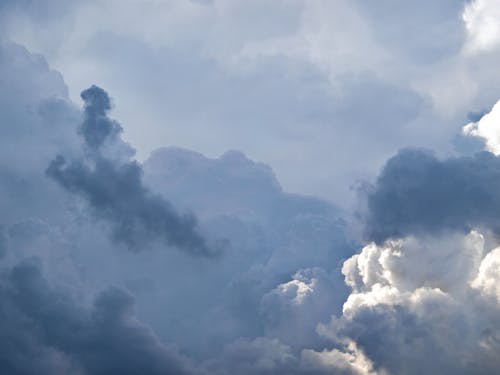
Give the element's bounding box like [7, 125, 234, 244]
[6, 5, 500, 375]
[305, 100, 500, 374]
[0, 42, 81, 223]
[260, 267, 345, 350]
[463, 0, 500, 53]
[204, 337, 298, 375]
[364, 148, 500, 242]
[205, 336, 377, 375]
[315, 231, 500, 375]
[47, 85, 214, 256]
[0, 39, 356, 373]
[136, 145, 353, 358]
[463, 99, 500, 154]
[471, 246, 500, 302]
[0, 258, 198, 375]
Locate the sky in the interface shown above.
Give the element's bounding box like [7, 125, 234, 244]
[1, 0, 500, 374]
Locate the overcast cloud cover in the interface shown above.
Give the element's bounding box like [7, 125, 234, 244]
[2, 1, 500, 374]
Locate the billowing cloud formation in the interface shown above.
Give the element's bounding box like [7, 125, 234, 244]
[47, 86, 213, 256]
[463, 99, 500, 154]
[0, 40, 356, 373]
[463, 0, 500, 53]
[364, 148, 500, 242]
[5, 5, 500, 374]
[136, 146, 352, 357]
[315, 231, 500, 375]
[0, 258, 197, 375]
[305, 99, 500, 374]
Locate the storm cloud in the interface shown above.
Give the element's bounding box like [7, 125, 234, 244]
[365, 148, 500, 242]
[0, 258, 197, 375]
[4, 1, 500, 374]
[47, 86, 213, 256]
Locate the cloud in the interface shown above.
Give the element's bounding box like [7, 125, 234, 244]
[137, 145, 353, 358]
[204, 337, 298, 375]
[463, 0, 500, 53]
[0, 226, 7, 258]
[78, 85, 123, 150]
[314, 231, 500, 375]
[47, 85, 214, 256]
[317, 112, 500, 373]
[463, 99, 500, 154]
[260, 267, 346, 350]
[6, 9, 500, 374]
[364, 148, 500, 242]
[0, 42, 80, 223]
[300, 342, 378, 375]
[0, 40, 356, 372]
[0, 258, 198, 375]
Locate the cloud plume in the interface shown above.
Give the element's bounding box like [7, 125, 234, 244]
[47, 85, 213, 256]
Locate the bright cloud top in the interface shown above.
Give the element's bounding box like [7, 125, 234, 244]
[463, 99, 500, 154]
[322, 231, 500, 374]
[463, 0, 500, 53]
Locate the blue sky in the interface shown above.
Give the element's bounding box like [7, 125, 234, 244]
[1, 1, 500, 374]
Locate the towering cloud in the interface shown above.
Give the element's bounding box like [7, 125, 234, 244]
[5, 1, 500, 373]
[314, 231, 500, 375]
[47, 86, 214, 256]
[306, 98, 500, 375]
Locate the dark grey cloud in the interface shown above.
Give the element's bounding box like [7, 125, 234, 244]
[334, 303, 478, 375]
[365, 148, 500, 242]
[47, 155, 210, 255]
[79, 85, 123, 150]
[47, 85, 214, 256]
[0, 40, 355, 373]
[0, 258, 197, 375]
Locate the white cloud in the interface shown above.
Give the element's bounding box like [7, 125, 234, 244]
[463, 0, 500, 53]
[472, 246, 500, 302]
[463, 99, 500, 154]
[314, 231, 500, 374]
[300, 340, 379, 375]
